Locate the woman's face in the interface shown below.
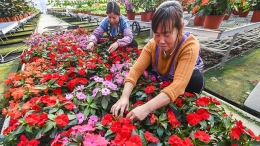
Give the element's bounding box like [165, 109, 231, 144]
[153, 24, 178, 52]
[107, 12, 120, 26]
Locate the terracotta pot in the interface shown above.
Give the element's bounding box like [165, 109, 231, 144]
[251, 10, 260, 22]
[194, 14, 205, 26]
[141, 12, 152, 22]
[223, 13, 231, 20]
[127, 12, 135, 20]
[239, 8, 249, 17]
[0, 18, 3, 22]
[232, 10, 239, 15]
[203, 15, 224, 29]
[10, 16, 17, 21]
[5, 17, 11, 22]
[150, 11, 155, 20]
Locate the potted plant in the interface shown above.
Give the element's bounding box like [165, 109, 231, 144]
[139, 0, 157, 22]
[246, 0, 260, 22]
[195, 0, 231, 29]
[120, 0, 139, 20]
[230, 0, 250, 17]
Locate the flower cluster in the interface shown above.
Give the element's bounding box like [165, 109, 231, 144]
[120, 0, 136, 12]
[192, 0, 232, 16]
[1, 28, 260, 146]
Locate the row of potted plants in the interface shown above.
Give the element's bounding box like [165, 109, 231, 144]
[0, 0, 39, 22]
[1, 27, 260, 145]
[181, 0, 260, 29]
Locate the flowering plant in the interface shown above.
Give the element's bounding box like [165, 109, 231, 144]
[230, 0, 249, 11]
[193, 0, 232, 16]
[120, 0, 139, 13]
[1, 28, 260, 145]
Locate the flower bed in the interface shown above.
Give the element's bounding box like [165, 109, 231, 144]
[1, 28, 260, 145]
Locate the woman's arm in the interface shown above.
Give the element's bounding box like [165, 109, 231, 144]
[88, 27, 105, 44]
[116, 28, 133, 47]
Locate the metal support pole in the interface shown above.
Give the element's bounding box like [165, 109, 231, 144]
[220, 33, 239, 67]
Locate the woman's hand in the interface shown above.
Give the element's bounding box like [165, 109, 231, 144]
[126, 104, 151, 121]
[86, 42, 94, 51]
[111, 96, 129, 117]
[108, 42, 119, 53]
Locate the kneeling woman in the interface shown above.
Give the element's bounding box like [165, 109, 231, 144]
[86, 1, 138, 53]
[111, 1, 204, 121]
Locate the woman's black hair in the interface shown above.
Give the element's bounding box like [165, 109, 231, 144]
[106, 1, 120, 15]
[152, 1, 183, 34]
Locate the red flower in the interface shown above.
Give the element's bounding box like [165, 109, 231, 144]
[194, 130, 211, 143]
[121, 124, 136, 139]
[32, 105, 41, 112]
[210, 97, 221, 105]
[160, 81, 171, 88]
[38, 113, 48, 127]
[17, 134, 28, 146]
[78, 68, 86, 76]
[150, 114, 156, 124]
[196, 108, 210, 120]
[119, 117, 131, 125]
[144, 131, 159, 144]
[125, 135, 142, 146]
[25, 113, 40, 126]
[53, 88, 62, 95]
[185, 92, 196, 97]
[230, 127, 241, 140]
[110, 122, 121, 133]
[105, 74, 113, 81]
[27, 139, 40, 146]
[235, 120, 245, 134]
[113, 133, 127, 145]
[186, 113, 201, 126]
[64, 101, 75, 110]
[168, 135, 185, 146]
[196, 97, 210, 106]
[132, 101, 145, 108]
[101, 114, 113, 126]
[167, 110, 181, 128]
[174, 98, 183, 107]
[55, 114, 69, 127]
[183, 137, 193, 146]
[145, 85, 154, 94]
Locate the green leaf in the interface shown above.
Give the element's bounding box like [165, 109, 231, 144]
[35, 129, 43, 139]
[90, 108, 96, 115]
[86, 81, 96, 88]
[90, 103, 98, 109]
[86, 95, 94, 103]
[68, 119, 78, 126]
[42, 121, 54, 134]
[57, 109, 64, 114]
[48, 114, 56, 120]
[110, 92, 119, 98]
[104, 129, 115, 139]
[248, 141, 260, 146]
[156, 126, 164, 137]
[13, 125, 25, 135]
[25, 125, 32, 133]
[84, 107, 90, 117]
[101, 97, 108, 110]
[138, 130, 148, 146]
[68, 114, 76, 120]
[158, 113, 167, 122]
[215, 140, 231, 146]
[49, 107, 59, 114]
[34, 84, 48, 90]
[50, 128, 57, 138]
[67, 143, 79, 146]
[200, 120, 207, 130]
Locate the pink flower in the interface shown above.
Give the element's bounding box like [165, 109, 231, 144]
[76, 113, 84, 124]
[83, 133, 109, 146]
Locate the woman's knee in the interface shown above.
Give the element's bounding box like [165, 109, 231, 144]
[185, 70, 204, 94]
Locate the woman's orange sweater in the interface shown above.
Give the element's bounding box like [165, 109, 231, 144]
[124, 34, 200, 102]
